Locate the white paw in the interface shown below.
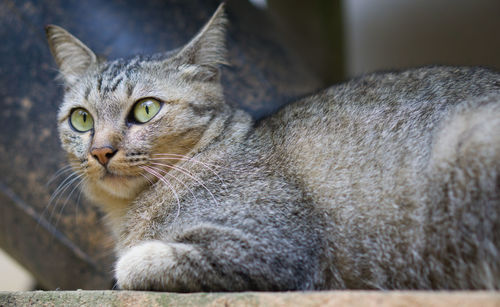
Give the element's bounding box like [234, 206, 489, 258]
[115, 240, 177, 290]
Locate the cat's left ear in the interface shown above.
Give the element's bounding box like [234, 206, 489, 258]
[45, 25, 98, 84]
[172, 3, 228, 81]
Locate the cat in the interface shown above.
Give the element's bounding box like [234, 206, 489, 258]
[46, 4, 500, 291]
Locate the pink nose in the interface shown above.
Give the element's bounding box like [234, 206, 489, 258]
[91, 146, 117, 166]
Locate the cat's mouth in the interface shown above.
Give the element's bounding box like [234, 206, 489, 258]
[101, 170, 137, 182]
[88, 168, 148, 201]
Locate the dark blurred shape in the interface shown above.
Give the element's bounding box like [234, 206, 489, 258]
[267, 0, 345, 85]
[0, 0, 322, 289]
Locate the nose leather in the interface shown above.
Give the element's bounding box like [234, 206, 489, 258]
[91, 146, 117, 166]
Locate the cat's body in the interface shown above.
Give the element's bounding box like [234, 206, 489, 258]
[46, 5, 500, 291]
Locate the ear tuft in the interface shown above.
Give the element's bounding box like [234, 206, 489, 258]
[45, 25, 97, 84]
[174, 3, 228, 72]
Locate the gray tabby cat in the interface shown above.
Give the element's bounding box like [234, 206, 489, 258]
[46, 4, 500, 291]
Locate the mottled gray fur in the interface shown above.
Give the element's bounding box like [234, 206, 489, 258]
[46, 4, 500, 291]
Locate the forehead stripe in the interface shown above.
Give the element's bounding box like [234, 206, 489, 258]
[97, 75, 103, 93]
[84, 86, 91, 100]
[110, 76, 123, 92]
[127, 83, 135, 98]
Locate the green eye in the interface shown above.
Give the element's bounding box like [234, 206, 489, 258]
[132, 98, 162, 123]
[69, 108, 94, 132]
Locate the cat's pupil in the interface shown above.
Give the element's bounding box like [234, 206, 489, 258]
[145, 105, 150, 114]
[83, 113, 87, 122]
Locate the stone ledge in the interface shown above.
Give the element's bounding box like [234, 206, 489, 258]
[1, 290, 500, 307]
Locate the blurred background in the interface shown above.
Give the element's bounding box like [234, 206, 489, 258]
[1, 0, 499, 291]
[268, 0, 500, 83]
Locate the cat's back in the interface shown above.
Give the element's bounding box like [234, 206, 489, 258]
[253, 66, 500, 288]
[260, 66, 500, 211]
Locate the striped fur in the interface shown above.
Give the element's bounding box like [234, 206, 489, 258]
[47, 4, 500, 291]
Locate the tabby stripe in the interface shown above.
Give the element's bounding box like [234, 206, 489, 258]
[203, 112, 234, 150]
[84, 86, 91, 100]
[125, 58, 141, 79]
[127, 82, 135, 98]
[110, 76, 123, 92]
[97, 75, 103, 93]
[188, 102, 217, 117]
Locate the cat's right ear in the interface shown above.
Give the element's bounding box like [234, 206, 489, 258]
[45, 25, 97, 84]
[170, 3, 228, 82]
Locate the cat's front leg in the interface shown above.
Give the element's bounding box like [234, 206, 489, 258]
[115, 240, 202, 291]
[115, 224, 320, 291]
[115, 240, 206, 292]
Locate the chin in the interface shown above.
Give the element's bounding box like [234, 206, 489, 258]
[84, 174, 148, 206]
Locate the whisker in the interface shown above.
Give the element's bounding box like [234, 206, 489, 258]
[54, 178, 84, 230]
[148, 165, 200, 206]
[74, 178, 86, 225]
[151, 157, 229, 192]
[139, 172, 154, 185]
[46, 164, 78, 187]
[46, 172, 84, 227]
[150, 162, 219, 207]
[40, 171, 81, 226]
[140, 166, 181, 220]
[153, 153, 226, 170]
[47, 171, 82, 207]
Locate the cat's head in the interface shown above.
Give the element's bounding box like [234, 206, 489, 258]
[46, 4, 229, 208]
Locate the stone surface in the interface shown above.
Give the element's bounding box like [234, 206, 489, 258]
[0, 0, 321, 290]
[1, 291, 500, 307]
